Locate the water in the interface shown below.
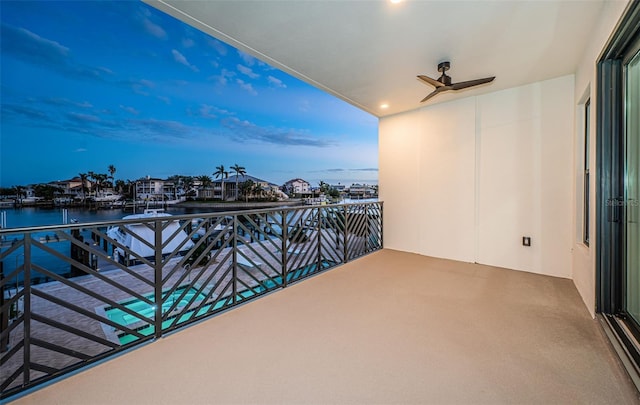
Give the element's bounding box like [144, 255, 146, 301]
[0, 203, 363, 289]
[0, 206, 214, 229]
[0, 206, 227, 289]
[0, 199, 377, 229]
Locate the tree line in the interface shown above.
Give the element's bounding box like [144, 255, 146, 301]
[1, 162, 369, 203]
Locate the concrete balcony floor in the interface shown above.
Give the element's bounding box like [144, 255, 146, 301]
[10, 249, 639, 404]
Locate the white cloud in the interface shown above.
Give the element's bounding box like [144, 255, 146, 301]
[198, 104, 234, 119]
[199, 104, 216, 119]
[212, 68, 235, 86]
[171, 49, 199, 72]
[74, 148, 87, 153]
[208, 38, 227, 56]
[67, 112, 100, 123]
[237, 50, 256, 66]
[140, 12, 167, 39]
[182, 38, 195, 48]
[236, 79, 257, 96]
[237, 64, 259, 79]
[268, 75, 286, 88]
[221, 116, 334, 147]
[120, 105, 139, 115]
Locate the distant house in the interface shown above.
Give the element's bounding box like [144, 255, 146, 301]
[348, 183, 376, 198]
[135, 178, 176, 201]
[283, 178, 311, 196]
[48, 177, 88, 200]
[213, 174, 280, 200]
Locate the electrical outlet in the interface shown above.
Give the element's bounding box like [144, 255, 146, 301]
[522, 236, 531, 247]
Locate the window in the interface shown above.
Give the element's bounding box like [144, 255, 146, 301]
[584, 99, 590, 246]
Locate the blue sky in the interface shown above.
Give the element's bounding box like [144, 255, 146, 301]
[0, 1, 378, 188]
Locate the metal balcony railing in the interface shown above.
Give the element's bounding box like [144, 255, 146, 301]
[0, 202, 383, 399]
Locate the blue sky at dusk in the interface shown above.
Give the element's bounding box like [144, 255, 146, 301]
[0, 1, 378, 188]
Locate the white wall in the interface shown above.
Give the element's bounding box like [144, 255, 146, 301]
[417, 99, 476, 262]
[380, 75, 574, 278]
[379, 112, 423, 255]
[571, 0, 629, 317]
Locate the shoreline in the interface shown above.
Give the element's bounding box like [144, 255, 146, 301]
[175, 200, 304, 209]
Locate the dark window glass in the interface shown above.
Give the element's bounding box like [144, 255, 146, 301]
[584, 99, 591, 246]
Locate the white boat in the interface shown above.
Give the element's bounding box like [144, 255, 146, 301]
[107, 209, 194, 264]
[91, 192, 123, 202]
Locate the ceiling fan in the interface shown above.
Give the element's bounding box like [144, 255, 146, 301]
[417, 61, 495, 102]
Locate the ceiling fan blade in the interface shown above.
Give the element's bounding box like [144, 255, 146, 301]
[420, 88, 444, 103]
[417, 75, 445, 88]
[450, 76, 495, 90]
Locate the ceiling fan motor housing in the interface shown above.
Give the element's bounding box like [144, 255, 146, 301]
[437, 61, 450, 72]
[437, 61, 452, 85]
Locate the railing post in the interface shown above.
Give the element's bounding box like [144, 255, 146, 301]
[0, 262, 7, 354]
[281, 210, 288, 288]
[232, 215, 238, 303]
[343, 206, 349, 263]
[154, 219, 162, 340]
[380, 202, 384, 249]
[23, 233, 31, 385]
[317, 207, 322, 271]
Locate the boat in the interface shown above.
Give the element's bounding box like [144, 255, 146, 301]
[91, 192, 123, 202]
[107, 209, 194, 264]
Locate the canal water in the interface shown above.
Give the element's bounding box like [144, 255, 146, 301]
[0, 206, 218, 229]
[0, 206, 243, 289]
[0, 202, 374, 289]
[0, 205, 318, 288]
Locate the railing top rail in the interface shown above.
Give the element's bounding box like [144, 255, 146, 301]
[0, 201, 383, 235]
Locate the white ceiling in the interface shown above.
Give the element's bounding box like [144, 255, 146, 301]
[146, 0, 606, 118]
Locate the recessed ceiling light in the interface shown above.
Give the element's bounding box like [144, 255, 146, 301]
[390, 0, 402, 4]
[380, 103, 389, 109]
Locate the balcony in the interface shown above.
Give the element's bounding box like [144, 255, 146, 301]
[5, 248, 639, 403]
[2, 201, 639, 403]
[1, 202, 382, 400]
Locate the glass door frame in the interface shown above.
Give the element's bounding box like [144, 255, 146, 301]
[596, 0, 640, 387]
[624, 48, 640, 328]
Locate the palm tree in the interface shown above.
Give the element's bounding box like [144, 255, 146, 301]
[115, 179, 126, 195]
[124, 180, 135, 199]
[213, 165, 228, 201]
[94, 173, 108, 194]
[240, 179, 255, 202]
[87, 171, 96, 197]
[198, 175, 212, 188]
[183, 176, 195, 198]
[197, 175, 212, 200]
[108, 164, 116, 187]
[319, 180, 329, 193]
[78, 173, 88, 204]
[12, 185, 26, 204]
[252, 182, 263, 200]
[230, 163, 246, 201]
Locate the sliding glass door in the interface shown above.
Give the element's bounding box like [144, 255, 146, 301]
[596, 2, 640, 385]
[626, 49, 640, 326]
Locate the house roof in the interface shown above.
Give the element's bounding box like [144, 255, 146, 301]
[217, 174, 270, 184]
[284, 178, 310, 185]
[147, 0, 607, 117]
